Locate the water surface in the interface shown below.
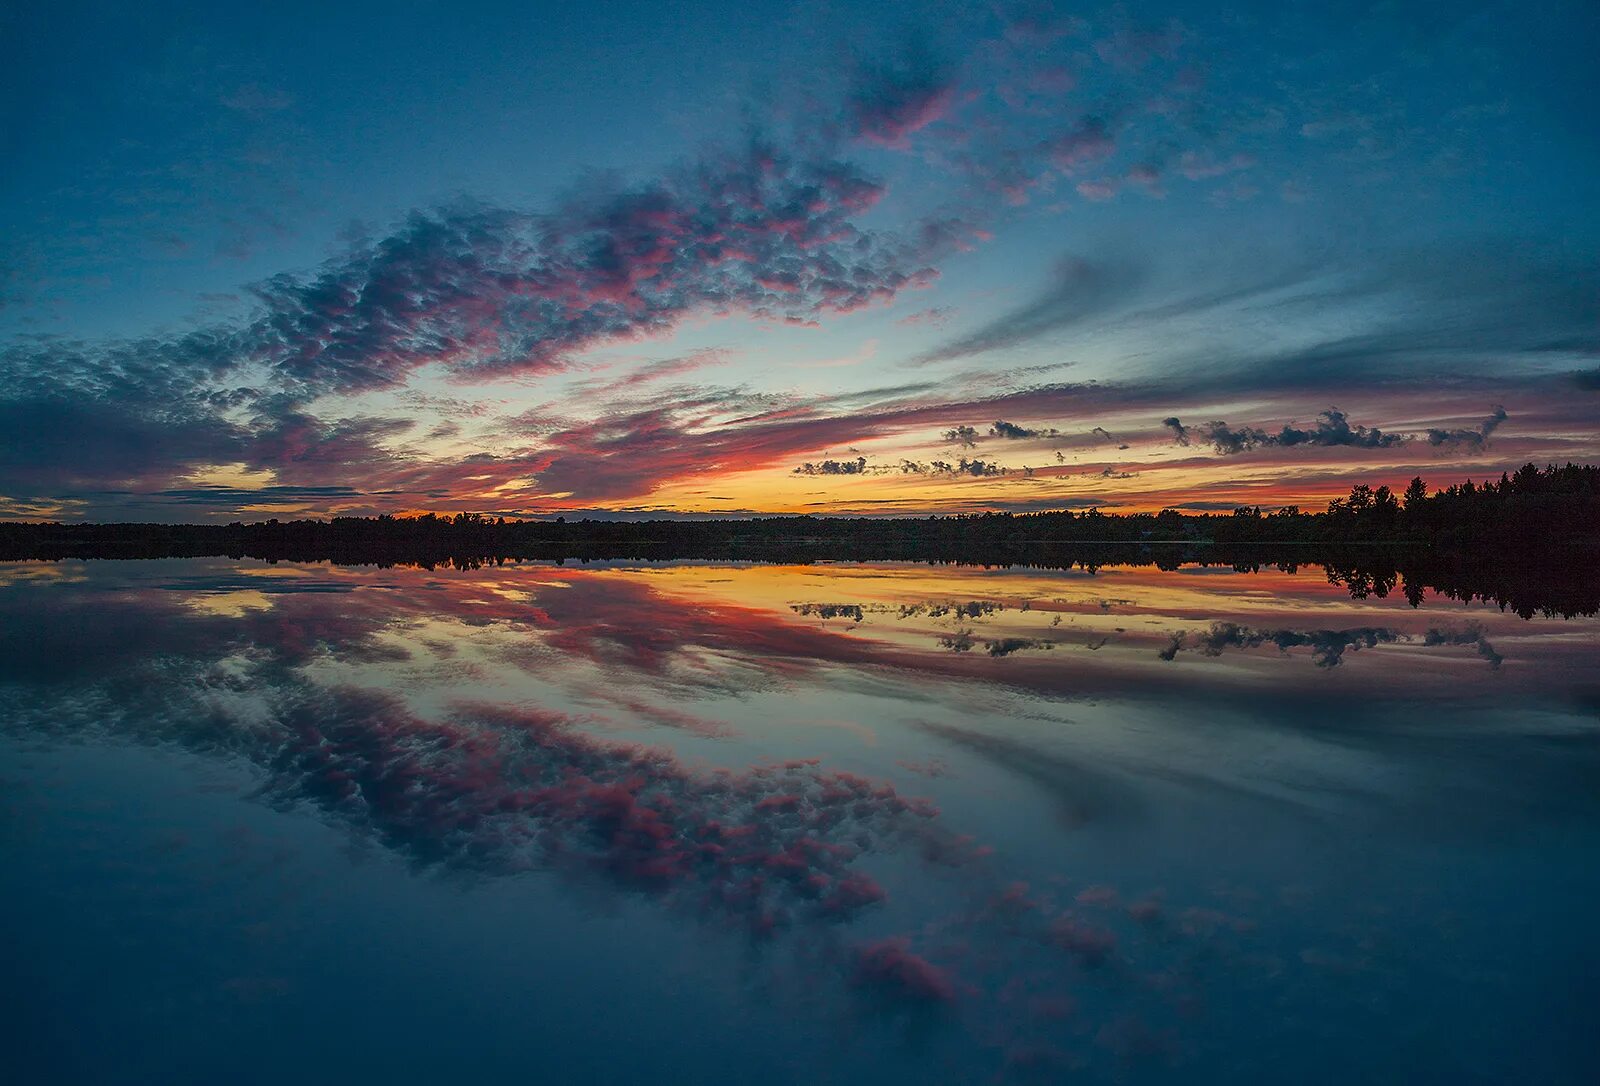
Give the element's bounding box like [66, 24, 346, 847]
[3, 556, 1596, 1084]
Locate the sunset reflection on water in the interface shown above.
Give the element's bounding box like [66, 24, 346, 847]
[3, 556, 1596, 1084]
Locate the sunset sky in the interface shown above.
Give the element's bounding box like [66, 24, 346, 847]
[3, 0, 1596, 521]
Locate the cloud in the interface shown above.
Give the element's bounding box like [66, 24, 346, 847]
[1162, 409, 1408, 455]
[793, 457, 869, 476]
[983, 637, 1054, 657]
[1176, 150, 1256, 180]
[942, 239, 1598, 399]
[1046, 117, 1119, 173]
[990, 419, 1062, 440]
[901, 458, 1010, 478]
[1091, 426, 1118, 445]
[1163, 622, 1404, 668]
[1253, 409, 1409, 451]
[523, 396, 892, 501]
[0, 393, 247, 493]
[1186, 421, 1271, 455]
[1157, 399, 1529, 463]
[1075, 178, 1119, 202]
[149, 484, 370, 507]
[791, 604, 867, 622]
[1422, 625, 1503, 669]
[250, 141, 937, 392]
[915, 255, 1143, 364]
[1163, 622, 1505, 671]
[1425, 406, 1507, 451]
[916, 719, 1140, 828]
[571, 348, 732, 397]
[896, 306, 955, 328]
[851, 938, 955, 1004]
[1093, 20, 1184, 71]
[845, 46, 957, 147]
[263, 691, 951, 933]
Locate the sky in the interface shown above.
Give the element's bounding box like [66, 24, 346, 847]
[2, 0, 1596, 522]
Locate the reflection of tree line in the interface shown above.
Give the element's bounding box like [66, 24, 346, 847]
[6, 536, 1591, 621]
[1316, 550, 1596, 620]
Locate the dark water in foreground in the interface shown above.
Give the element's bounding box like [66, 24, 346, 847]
[2, 556, 1596, 1084]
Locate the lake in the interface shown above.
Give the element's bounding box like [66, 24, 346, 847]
[3, 554, 1596, 1084]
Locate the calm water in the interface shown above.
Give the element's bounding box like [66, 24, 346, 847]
[3, 556, 1596, 1084]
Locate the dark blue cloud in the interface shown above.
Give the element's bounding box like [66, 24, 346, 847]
[1163, 409, 1410, 456]
[1426, 406, 1507, 451]
[845, 43, 956, 147]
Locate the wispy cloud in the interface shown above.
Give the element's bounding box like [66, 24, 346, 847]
[914, 255, 1144, 365]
